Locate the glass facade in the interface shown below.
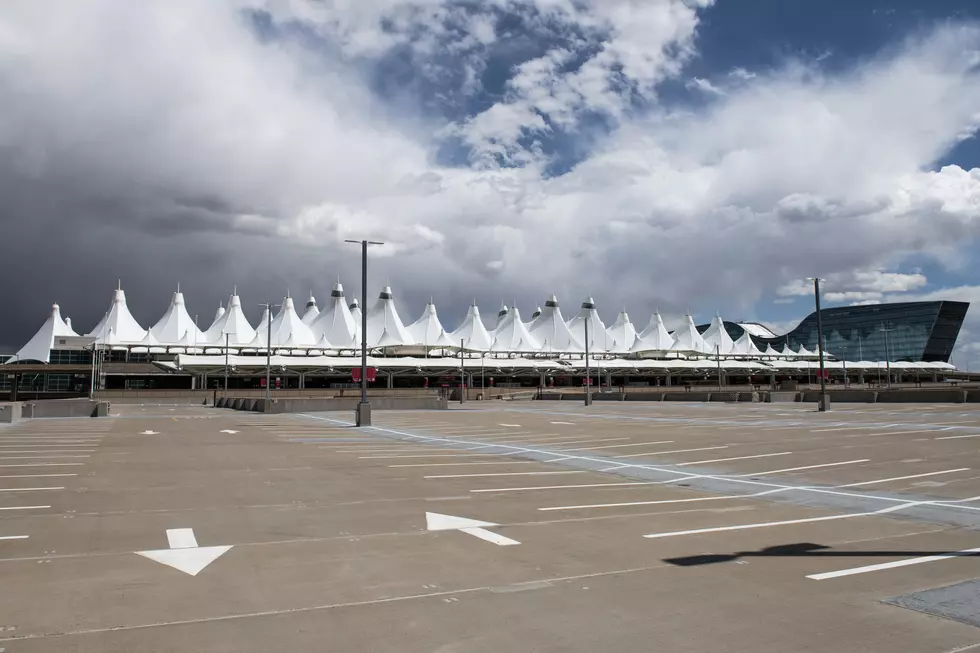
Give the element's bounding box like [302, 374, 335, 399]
[707, 301, 969, 362]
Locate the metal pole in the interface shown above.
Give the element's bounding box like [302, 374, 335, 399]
[361, 241, 368, 405]
[882, 325, 892, 389]
[811, 277, 828, 411]
[265, 303, 272, 404]
[224, 333, 230, 398]
[584, 317, 592, 406]
[716, 343, 722, 391]
[481, 353, 485, 399]
[842, 345, 848, 389]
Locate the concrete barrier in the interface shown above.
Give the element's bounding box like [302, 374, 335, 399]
[0, 403, 22, 423]
[708, 392, 740, 402]
[664, 391, 712, 402]
[21, 399, 106, 418]
[801, 390, 877, 403]
[625, 392, 665, 402]
[966, 390, 980, 403]
[875, 389, 967, 404]
[537, 393, 563, 400]
[594, 393, 626, 401]
[225, 396, 448, 414]
[766, 392, 799, 403]
[736, 392, 760, 403]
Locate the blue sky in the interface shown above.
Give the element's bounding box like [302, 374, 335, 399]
[1, 0, 980, 362]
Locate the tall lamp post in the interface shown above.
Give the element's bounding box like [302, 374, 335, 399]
[584, 316, 592, 406]
[345, 239, 384, 426]
[258, 302, 279, 405]
[880, 324, 894, 389]
[807, 277, 829, 412]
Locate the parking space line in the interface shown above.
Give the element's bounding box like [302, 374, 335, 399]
[859, 429, 950, 437]
[935, 433, 980, 440]
[739, 460, 870, 477]
[390, 461, 539, 468]
[0, 486, 63, 491]
[0, 463, 84, 468]
[840, 469, 970, 487]
[643, 500, 919, 539]
[425, 471, 586, 479]
[539, 492, 775, 512]
[807, 547, 980, 580]
[516, 437, 628, 446]
[562, 440, 674, 452]
[471, 481, 655, 493]
[0, 455, 90, 460]
[0, 505, 50, 511]
[0, 450, 95, 454]
[0, 474, 76, 478]
[615, 445, 728, 459]
[0, 535, 29, 541]
[676, 452, 792, 467]
[810, 426, 886, 433]
[360, 453, 507, 460]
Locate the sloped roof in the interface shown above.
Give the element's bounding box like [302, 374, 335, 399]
[301, 292, 319, 325]
[731, 329, 763, 356]
[364, 286, 413, 347]
[631, 312, 674, 354]
[701, 315, 735, 355]
[269, 295, 316, 346]
[567, 298, 611, 351]
[11, 304, 78, 363]
[150, 289, 205, 346]
[491, 306, 541, 352]
[310, 282, 357, 349]
[205, 293, 256, 346]
[451, 303, 493, 351]
[669, 315, 711, 354]
[87, 286, 147, 344]
[407, 301, 450, 347]
[605, 311, 637, 353]
[207, 304, 225, 332]
[493, 303, 509, 333]
[349, 299, 361, 327]
[528, 295, 582, 352]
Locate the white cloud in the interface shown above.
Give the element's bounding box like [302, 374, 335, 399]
[1, 0, 980, 349]
[686, 77, 725, 95]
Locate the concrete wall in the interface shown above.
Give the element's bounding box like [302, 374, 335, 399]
[226, 395, 448, 414]
[0, 402, 22, 423]
[664, 391, 712, 402]
[766, 391, 799, 403]
[625, 392, 666, 402]
[22, 399, 108, 418]
[800, 390, 878, 403]
[875, 389, 967, 403]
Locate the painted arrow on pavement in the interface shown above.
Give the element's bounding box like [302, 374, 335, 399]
[425, 512, 520, 546]
[220, 430, 240, 434]
[136, 528, 232, 576]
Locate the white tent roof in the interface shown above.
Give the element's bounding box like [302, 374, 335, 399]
[301, 292, 319, 325]
[631, 312, 674, 354]
[206, 304, 225, 332]
[701, 315, 735, 356]
[407, 301, 450, 347]
[451, 303, 494, 351]
[669, 314, 712, 354]
[150, 288, 205, 346]
[528, 295, 582, 352]
[309, 282, 357, 350]
[731, 328, 764, 357]
[491, 306, 542, 352]
[526, 306, 543, 330]
[365, 286, 413, 347]
[249, 305, 272, 347]
[567, 298, 611, 351]
[205, 292, 256, 346]
[87, 285, 147, 344]
[763, 343, 782, 357]
[605, 311, 637, 353]
[349, 299, 361, 326]
[11, 303, 78, 363]
[493, 303, 509, 333]
[796, 343, 816, 358]
[269, 295, 316, 347]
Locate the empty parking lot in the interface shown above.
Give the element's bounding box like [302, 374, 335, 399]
[3, 401, 980, 651]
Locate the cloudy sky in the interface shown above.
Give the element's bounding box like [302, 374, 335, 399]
[2, 0, 980, 362]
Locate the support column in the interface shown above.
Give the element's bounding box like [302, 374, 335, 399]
[665, 373, 671, 387]
[387, 372, 393, 389]
[299, 373, 306, 390]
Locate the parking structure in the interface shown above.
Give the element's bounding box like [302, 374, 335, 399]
[3, 401, 980, 651]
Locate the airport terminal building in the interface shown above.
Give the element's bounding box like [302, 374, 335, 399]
[1, 283, 968, 397]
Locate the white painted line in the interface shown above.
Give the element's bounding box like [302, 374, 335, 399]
[390, 461, 538, 468]
[0, 535, 29, 541]
[0, 455, 90, 460]
[462, 527, 521, 546]
[615, 446, 729, 459]
[676, 452, 792, 467]
[643, 500, 918, 539]
[539, 493, 765, 512]
[807, 547, 980, 580]
[563, 440, 674, 452]
[740, 460, 870, 477]
[332, 447, 450, 453]
[840, 469, 970, 487]
[861, 429, 947, 437]
[498, 424, 521, 428]
[0, 474, 77, 478]
[935, 433, 980, 441]
[0, 505, 50, 511]
[0, 444, 96, 448]
[471, 481, 655, 493]
[550, 421, 576, 425]
[515, 437, 628, 447]
[360, 453, 505, 460]
[0, 450, 95, 454]
[167, 528, 199, 549]
[425, 471, 586, 479]
[0, 463, 84, 468]
[0, 487, 64, 492]
[809, 426, 879, 433]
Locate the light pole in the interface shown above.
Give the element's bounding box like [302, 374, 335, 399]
[841, 344, 848, 389]
[584, 315, 592, 406]
[89, 311, 108, 400]
[880, 324, 894, 389]
[459, 339, 465, 404]
[345, 239, 384, 426]
[224, 332, 230, 398]
[807, 277, 829, 411]
[258, 302, 278, 404]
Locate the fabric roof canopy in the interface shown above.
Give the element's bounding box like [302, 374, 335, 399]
[631, 312, 674, 355]
[491, 306, 541, 353]
[11, 303, 78, 363]
[670, 314, 711, 355]
[205, 292, 256, 346]
[567, 297, 611, 352]
[365, 286, 413, 347]
[309, 282, 358, 350]
[301, 292, 319, 325]
[528, 295, 583, 353]
[150, 288, 205, 346]
[605, 311, 637, 353]
[451, 303, 494, 351]
[87, 286, 147, 344]
[701, 315, 735, 356]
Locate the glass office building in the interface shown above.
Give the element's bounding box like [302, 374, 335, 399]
[709, 302, 969, 362]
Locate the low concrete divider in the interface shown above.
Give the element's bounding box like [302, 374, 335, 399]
[708, 392, 740, 402]
[21, 399, 108, 418]
[625, 392, 665, 402]
[664, 391, 712, 402]
[225, 395, 448, 414]
[537, 393, 563, 400]
[736, 392, 760, 403]
[800, 390, 877, 403]
[766, 392, 799, 403]
[0, 402, 22, 423]
[875, 389, 967, 403]
[966, 390, 980, 403]
[594, 393, 626, 401]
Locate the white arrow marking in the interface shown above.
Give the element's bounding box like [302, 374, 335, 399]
[220, 430, 240, 434]
[136, 528, 232, 576]
[425, 512, 520, 546]
[140, 430, 159, 435]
